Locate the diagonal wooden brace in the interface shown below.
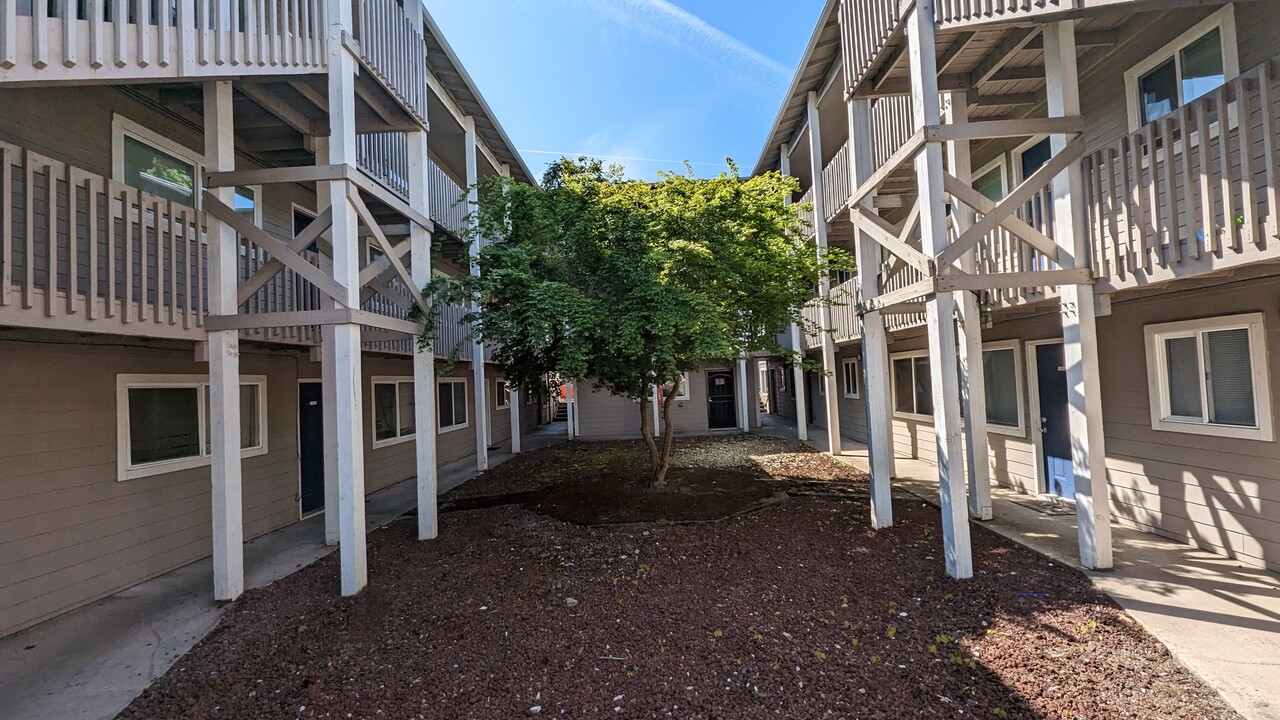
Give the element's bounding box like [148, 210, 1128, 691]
[203, 191, 351, 308]
[942, 173, 1061, 263]
[936, 134, 1085, 269]
[348, 189, 428, 312]
[850, 204, 933, 274]
[237, 206, 334, 306]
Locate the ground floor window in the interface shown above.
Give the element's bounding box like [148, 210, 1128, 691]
[982, 342, 1024, 435]
[117, 374, 268, 480]
[1144, 313, 1272, 441]
[892, 353, 933, 419]
[438, 378, 469, 432]
[372, 377, 416, 447]
[841, 358, 860, 399]
[495, 379, 510, 408]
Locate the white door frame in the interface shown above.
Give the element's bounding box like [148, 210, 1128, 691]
[297, 378, 324, 520]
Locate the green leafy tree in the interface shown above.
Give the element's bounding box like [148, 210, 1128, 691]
[419, 157, 848, 489]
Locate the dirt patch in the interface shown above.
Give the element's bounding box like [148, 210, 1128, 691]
[529, 466, 785, 525]
[118, 440, 1239, 720]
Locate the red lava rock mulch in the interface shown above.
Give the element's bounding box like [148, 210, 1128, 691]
[119, 442, 1238, 720]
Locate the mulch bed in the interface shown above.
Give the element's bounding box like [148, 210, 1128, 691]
[119, 438, 1238, 720]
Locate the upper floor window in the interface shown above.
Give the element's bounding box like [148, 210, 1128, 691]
[892, 352, 933, 420]
[1144, 313, 1273, 441]
[1124, 7, 1239, 129]
[113, 115, 201, 208]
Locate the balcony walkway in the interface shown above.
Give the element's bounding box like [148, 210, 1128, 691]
[757, 414, 1280, 720]
[0, 425, 567, 720]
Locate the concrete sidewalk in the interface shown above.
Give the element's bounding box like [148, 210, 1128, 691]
[759, 417, 1280, 720]
[0, 426, 566, 720]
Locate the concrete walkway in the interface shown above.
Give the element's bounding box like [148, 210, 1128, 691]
[759, 416, 1280, 720]
[0, 425, 566, 720]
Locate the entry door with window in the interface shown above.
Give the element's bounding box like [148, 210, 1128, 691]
[1035, 343, 1075, 500]
[298, 382, 325, 515]
[707, 371, 736, 429]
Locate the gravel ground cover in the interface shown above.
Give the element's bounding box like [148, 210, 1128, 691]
[120, 438, 1237, 720]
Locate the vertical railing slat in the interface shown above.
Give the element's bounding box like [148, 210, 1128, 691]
[1260, 59, 1280, 245]
[0, 145, 10, 307]
[1195, 99, 1216, 256]
[113, 0, 126, 68]
[1237, 77, 1259, 249]
[1216, 85, 1235, 253]
[86, 173, 99, 319]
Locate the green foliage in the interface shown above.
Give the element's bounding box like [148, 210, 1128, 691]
[416, 156, 849, 477]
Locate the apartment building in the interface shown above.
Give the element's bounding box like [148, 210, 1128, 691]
[0, 1, 539, 638]
[758, 0, 1280, 578]
[566, 368, 763, 441]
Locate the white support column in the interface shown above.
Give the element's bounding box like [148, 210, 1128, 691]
[907, 0, 972, 579]
[847, 97, 896, 529]
[408, 128, 438, 541]
[779, 144, 808, 442]
[1044, 21, 1113, 570]
[510, 386, 522, 453]
[326, 0, 367, 595]
[651, 383, 661, 435]
[806, 91, 843, 454]
[463, 116, 489, 471]
[316, 137, 340, 549]
[566, 381, 576, 439]
[943, 91, 993, 521]
[204, 80, 243, 602]
[736, 357, 750, 431]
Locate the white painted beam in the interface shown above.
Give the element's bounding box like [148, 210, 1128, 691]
[510, 386, 522, 454]
[943, 90, 994, 522]
[779, 143, 808, 443]
[847, 97, 896, 529]
[325, 3, 368, 596]
[204, 80, 244, 603]
[408, 128, 439, 541]
[1044, 20, 1113, 570]
[737, 357, 750, 431]
[907, 0, 972, 580]
[807, 91, 844, 454]
[464, 116, 490, 471]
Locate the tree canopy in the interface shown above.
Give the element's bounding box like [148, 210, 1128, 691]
[419, 157, 848, 486]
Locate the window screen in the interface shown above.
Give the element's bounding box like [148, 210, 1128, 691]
[1204, 328, 1255, 427]
[982, 348, 1020, 428]
[129, 387, 201, 465]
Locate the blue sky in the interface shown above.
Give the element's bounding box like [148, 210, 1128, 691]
[426, 0, 826, 181]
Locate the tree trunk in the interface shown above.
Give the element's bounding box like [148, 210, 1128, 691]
[651, 391, 678, 490]
[640, 393, 661, 475]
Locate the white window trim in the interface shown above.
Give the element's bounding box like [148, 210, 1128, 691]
[1143, 313, 1273, 441]
[673, 372, 691, 401]
[235, 184, 264, 228]
[1012, 135, 1050, 185]
[890, 350, 934, 422]
[841, 357, 860, 399]
[982, 340, 1027, 438]
[495, 379, 510, 408]
[370, 376, 417, 449]
[972, 155, 1009, 200]
[111, 114, 203, 209]
[116, 373, 269, 481]
[438, 376, 471, 434]
[817, 369, 826, 396]
[1123, 5, 1240, 132]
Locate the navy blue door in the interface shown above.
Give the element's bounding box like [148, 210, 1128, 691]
[1035, 343, 1076, 499]
[299, 382, 325, 514]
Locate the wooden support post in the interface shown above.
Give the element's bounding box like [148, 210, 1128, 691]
[943, 91, 993, 521]
[807, 91, 843, 454]
[463, 116, 489, 471]
[848, 97, 895, 529]
[315, 137, 340, 549]
[325, 3, 367, 596]
[1044, 21, 1113, 570]
[737, 357, 750, 430]
[907, 0, 972, 579]
[510, 386, 522, 454]
[780, 143, 808, 443]
[566, 381, 576, 439]
[204, 81, 244, 603]
[408, 128, 438, 541]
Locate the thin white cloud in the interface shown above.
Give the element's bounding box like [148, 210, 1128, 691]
[574, 0, 789, 81]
